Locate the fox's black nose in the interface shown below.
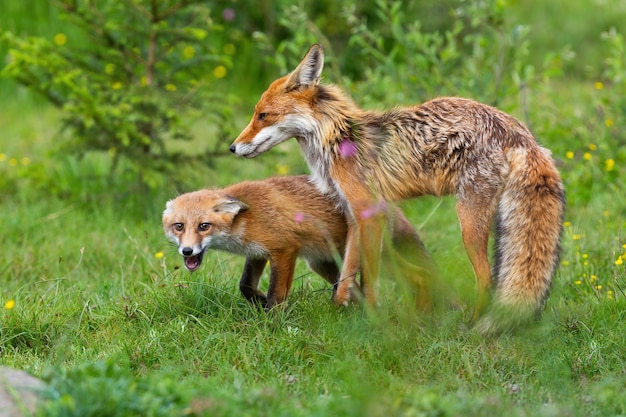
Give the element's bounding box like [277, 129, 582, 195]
[182, 247, 193, 256]
[229, 144, 236, 153]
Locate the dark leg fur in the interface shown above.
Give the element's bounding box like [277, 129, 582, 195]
[239, 257, 268, 305]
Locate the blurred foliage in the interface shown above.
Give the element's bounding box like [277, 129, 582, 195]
[0, 0, 625, 203]
[1, 0, 239, 190]
[249, 0, 538, 112]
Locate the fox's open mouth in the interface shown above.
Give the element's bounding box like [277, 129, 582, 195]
[183, 250, 205, 272]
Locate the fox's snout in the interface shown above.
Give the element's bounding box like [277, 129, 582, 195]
[229, 140, 259, 158]
[177, 244, 203, 257]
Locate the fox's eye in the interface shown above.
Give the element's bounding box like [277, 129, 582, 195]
[173, 223, 183, 232]
[258, 112, 268, 121]
[198, 223, 211, 232]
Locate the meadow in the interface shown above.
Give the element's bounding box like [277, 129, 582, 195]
[1, 1, 626, 416]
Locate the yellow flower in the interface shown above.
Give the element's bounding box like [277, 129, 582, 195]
[606, 119, 614, 127]
[594, 81, 604, 90]
[616, 256, 623, 265]
[623, 243, 626, 249]
[183, 46, 195, 59]
[565, 151, 574, 159]
[213, 65, 227, 78]
[583, 152, 592, 161]
[588, 143, 597, 151]
[21, 157, 30, 166]
[573, 234, 583, 241]
[53, 33, 67, 46]
[563, 221, 571, 227]
[590, 274, 596, 282]
[9, 158, 17, 167]
[112, 81, 122, 90]
[607, 290, 614, 299]
[574, 280, 582, 285]
[582, 253, 588, 259]
[154, 252, 164, 259]
[595, 285, 602, 290]
[165, 83, 176, 91]
[603, 211, 609, 217]
[0, 153, 6, 162]
[561, 260, 570, 266]
[605, 159, 615, 172]
[104, 64, 115, 75]
[4, 299, 15, 310]
[275, 164, 290, 175]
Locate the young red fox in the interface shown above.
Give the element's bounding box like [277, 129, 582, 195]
[230, 44, 565, 332]
[162, 175, 436, 309]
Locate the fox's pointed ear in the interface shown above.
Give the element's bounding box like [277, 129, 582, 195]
[287, 43, 324, 89]
[214, 196, 249, 215]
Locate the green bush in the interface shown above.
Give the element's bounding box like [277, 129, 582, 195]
[253, 0, 535, 109]
[1, 0, 238, 191]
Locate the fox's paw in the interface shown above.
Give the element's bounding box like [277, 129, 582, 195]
[331, 293, 350, 307]
[331, 282, 352, 307]
[241, 290, 267, 306]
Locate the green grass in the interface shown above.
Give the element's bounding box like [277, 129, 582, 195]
[1, 105, 626, 416]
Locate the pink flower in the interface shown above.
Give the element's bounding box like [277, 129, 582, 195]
[222, 8, 235, 21]
[338, 139, 357, 159]
[360, 201, 388, 220]
[294, 212, 305, 223]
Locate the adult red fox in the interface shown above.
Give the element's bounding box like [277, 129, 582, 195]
[163, 175, 437, 309]
[230, 44, 565, 332]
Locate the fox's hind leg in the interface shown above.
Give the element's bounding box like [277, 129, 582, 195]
[456, 196, 497, 321]
[307, 259, 343, 302]
[308, 260, 340, 286]
[239, 257, 269, 305]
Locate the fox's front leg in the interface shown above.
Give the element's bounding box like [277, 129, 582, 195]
[266, 250, 298, 309]
[239, 257, 268, 305]
[333, 224, 360, 306]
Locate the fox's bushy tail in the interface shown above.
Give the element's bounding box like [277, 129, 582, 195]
[476, 146, 565, 334]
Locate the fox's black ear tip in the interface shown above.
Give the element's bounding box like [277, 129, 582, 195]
[310, 43, 323, 53]
[307, 44, 324, 63]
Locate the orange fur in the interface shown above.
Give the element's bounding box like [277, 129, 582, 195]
[163, 175, 435, 309]
[230, 44, 565, 332]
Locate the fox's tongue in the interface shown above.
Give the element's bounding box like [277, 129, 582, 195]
[184, 255, 201, 271]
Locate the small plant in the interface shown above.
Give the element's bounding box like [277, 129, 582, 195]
[1, 0, 237, 191]
[40, 358, 191, 416]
